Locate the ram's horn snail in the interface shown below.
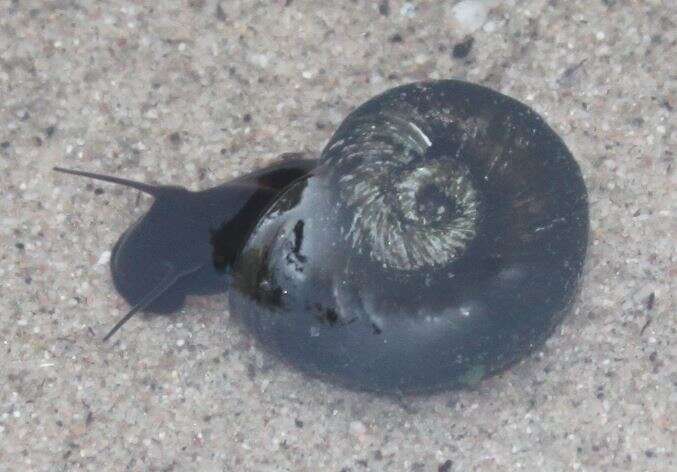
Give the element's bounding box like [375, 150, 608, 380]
[56, 80, 588, 393]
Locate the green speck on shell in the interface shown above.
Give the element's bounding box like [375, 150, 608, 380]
[459, 364, 486, 387]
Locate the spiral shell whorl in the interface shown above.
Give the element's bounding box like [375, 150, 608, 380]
[323, 112, 480, 271]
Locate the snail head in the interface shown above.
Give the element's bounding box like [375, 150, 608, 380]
[54, 158, 316, 341]
[54, 167, 240, 341]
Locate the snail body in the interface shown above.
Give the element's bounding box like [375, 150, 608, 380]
[55, 156, 317, 339]
[57, 80, 588, 393]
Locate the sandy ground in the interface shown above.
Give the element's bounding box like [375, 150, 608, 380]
[1, 1, 674, 471]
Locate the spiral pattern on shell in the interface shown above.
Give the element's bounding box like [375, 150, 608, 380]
[323, 111, 481, 271]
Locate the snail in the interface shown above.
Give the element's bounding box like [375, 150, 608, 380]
[56, 80, 589, 393]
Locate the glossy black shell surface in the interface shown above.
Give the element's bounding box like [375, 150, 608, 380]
[230, 80, 589, 393]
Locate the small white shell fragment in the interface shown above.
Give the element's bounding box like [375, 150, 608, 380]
[450, 0, 500, 35]
[97, 250, 111, 265]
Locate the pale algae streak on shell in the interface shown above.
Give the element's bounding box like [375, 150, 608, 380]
[327, 109, 480, 271]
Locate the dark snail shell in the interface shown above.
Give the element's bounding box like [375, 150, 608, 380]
[230, 80, 589, 393]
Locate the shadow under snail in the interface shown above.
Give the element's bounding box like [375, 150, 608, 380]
[55, 80, 589, 394]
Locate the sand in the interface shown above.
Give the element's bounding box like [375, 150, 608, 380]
[1, 1, 674, 470]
